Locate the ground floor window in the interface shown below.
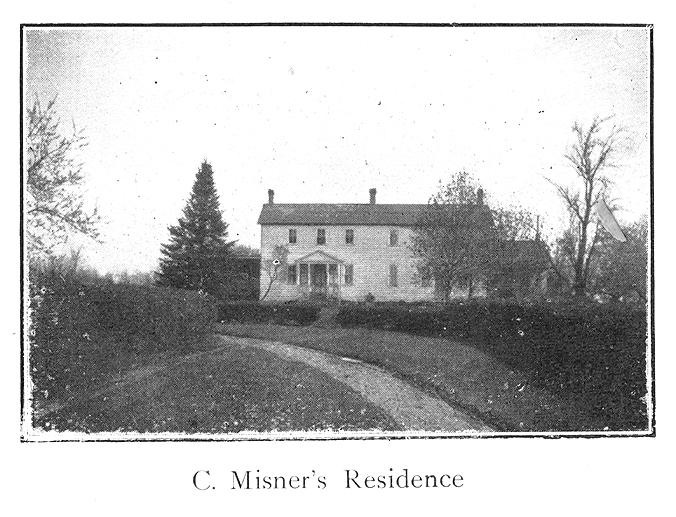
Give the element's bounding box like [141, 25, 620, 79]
[389, 264, 398, 287]
[344, 264, 354, 286]
[287, 265, 297, 285]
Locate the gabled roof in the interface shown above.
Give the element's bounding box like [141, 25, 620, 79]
[293, 250, 344, 264]
[258, 203, 491, 226]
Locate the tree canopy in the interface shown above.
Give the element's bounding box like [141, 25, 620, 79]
[156, 160, 234, 296]
[592, 217, 648, 302]
[411, 171, 545, 300]
[25, 96, 100, 257]
[411, 171, 495, 299]
[547, 116, 626, 296]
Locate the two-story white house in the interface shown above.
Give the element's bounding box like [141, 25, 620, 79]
[257, 188, 492, 302]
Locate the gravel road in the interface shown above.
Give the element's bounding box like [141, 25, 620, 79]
[218, 334, 494, 433]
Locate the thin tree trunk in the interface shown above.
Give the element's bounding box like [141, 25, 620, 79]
[260, 270, 277, 301]
[574, 192, 593, 297]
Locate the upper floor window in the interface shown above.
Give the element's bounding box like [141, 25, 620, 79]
[389, 264, 398, 287]
[317, 228, 326, 245]
[289, 228, 297, 244]
[345, 229, 354, 245]
[389, 229, 399, 246]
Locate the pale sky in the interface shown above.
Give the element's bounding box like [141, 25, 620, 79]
[23, 26, 650, 274]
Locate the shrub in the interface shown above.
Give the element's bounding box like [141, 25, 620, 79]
[28, 278, 217, 405]
[337, 300, 648, 430]
[218, 301, 321, 326]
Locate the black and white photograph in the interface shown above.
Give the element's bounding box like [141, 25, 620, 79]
[20, 24, 653, 440]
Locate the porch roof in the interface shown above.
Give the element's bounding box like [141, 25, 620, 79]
[293, 250, 345, 264]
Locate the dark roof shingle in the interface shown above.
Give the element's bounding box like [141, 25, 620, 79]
[258, 203, 489, 226]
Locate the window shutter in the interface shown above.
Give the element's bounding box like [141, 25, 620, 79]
[389, 265, 398, 287]
[345, 264, 354, 286]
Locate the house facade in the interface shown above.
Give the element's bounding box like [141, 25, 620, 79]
[257, 188, 490, 302]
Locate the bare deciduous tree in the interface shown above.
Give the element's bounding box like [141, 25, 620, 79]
[25, 96, 100, 257]
[260, 245, 289, 301]
[547, 116, 626, 297]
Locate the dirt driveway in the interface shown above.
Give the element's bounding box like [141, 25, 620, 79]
[218, 334, 493, 433]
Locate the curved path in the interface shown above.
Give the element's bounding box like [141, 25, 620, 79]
[218, 334, 494, 433]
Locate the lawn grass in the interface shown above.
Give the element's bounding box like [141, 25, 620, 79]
[36, 339, 399, 433]
[29, 280, 216, 414]
[216, 323, 609, 432]
[30, 333, 222, 421]
[336, 301, 648, 431]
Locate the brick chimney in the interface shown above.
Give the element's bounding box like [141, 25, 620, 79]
[369, 188, 377, 204]
[477, 188, 484, 205]
[268, 189, 274, 204]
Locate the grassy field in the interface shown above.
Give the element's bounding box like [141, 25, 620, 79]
[29, 281, 216, 413]
[216, 322, 614, 432]
[35, 338, 398, 433]
[334, 301, 648, 431]
[30, 280, 397, 433]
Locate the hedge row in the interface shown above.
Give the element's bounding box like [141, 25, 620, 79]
[29, 281, 217, 403]
[218, 301, 321, 326]
[31, 282, 216, 345]
[337, 301, 649, 430]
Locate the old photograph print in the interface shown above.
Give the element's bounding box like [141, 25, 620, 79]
[21, 25, 653, 440]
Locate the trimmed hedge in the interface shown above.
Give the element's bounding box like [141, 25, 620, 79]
[31, 282, 216, 346]
[337, 301, 649, 430]
[218, 301, 321, 326]
[29, 281, 217, 404]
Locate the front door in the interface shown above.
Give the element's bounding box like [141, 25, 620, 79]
[310, 263, 327, 295]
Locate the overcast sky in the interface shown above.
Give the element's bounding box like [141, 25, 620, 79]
[24, 26, 650, 274]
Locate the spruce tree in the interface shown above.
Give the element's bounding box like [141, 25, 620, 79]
[156, 160, 234, 296]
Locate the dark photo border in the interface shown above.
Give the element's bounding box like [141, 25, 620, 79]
[19, 22, 655, 442]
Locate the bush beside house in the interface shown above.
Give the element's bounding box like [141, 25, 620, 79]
[218, 301, 321, 326]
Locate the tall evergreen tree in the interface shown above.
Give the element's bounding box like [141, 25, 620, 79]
[156, 160, 234, 296]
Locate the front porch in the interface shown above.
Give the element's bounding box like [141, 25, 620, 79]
[292, 250, 345, 301]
